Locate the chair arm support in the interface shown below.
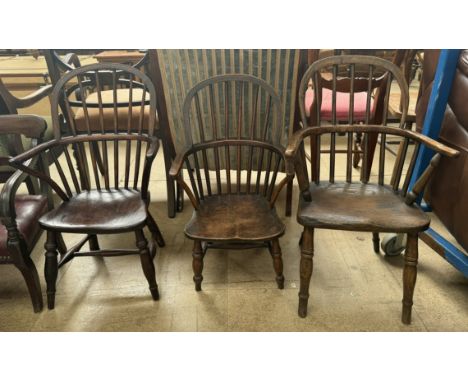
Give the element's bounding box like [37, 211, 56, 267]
[0, 157, 38, 219]
[405, 153, 441, 205]
[269, 174, 294, 208]
[141, 137, 160, 200]
[169, 147, 191, 179]
[174, 175, 200, 210]
[5, 85, 53, 109]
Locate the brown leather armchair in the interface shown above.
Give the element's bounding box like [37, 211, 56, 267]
[417, 50, 468, 252]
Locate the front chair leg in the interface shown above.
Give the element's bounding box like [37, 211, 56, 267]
[44, 231, 58, 310]
[298, 227, 314, 318]
[135, 229, 159, 300]
[16, 257, 43, 313]
[402, 232, 419, 324]
[269, 238, 285, 289]
[192, 240, 204, 291]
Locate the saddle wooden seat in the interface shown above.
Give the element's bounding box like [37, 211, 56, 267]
[38, 189, 147, 234]
[297, 183, 430, 233]
[185, 194, 285, 242]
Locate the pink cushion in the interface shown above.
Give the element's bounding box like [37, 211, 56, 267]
[305, 87, 374, 121]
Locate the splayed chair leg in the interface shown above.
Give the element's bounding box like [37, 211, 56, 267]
[135, 229, 159, 300]
[44, 231, 58, 310]
[269, 238, 285, 289]
[402, 232, 419, 324]
[298, 227, 314, 318]
[192, 240, 204, 291]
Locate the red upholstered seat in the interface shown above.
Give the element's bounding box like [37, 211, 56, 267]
[0, 195, 48, 257]
[305, 87, 374, 121]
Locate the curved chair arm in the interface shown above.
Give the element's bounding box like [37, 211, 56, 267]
[286, 125, 459, 160]
[0, 157, 39, 220]
[169, 147, 200, 210]
[285, 124, 460, 205]
[0, 83, 52, 110]
[10, 133, 159, 203]
[0, 115, 46, 220]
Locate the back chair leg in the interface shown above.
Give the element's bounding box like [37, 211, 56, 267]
[269, 238, 285, 289]
[285, 179, 293, 217]
[146, 212, 166, 247]
[89, 235, 100, 251]
[298, 227, 314, 318]
[44, 231, 58, 310]
[176, 181, 184, 212]
[192, 240, 204, 291]
[16, 257, 43, 313]
[166, 179, 176, 218]
[372, 232, 380, 253]
[402, 232, 419, 324]
[135, 229, 159, 301]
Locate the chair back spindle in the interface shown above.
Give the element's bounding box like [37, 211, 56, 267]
[296, 55, 413, 192]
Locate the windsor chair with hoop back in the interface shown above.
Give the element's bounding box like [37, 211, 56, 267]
[9, 63, 165, 309]
[170, 74, 294, 292]
[286, 55, 459, 324]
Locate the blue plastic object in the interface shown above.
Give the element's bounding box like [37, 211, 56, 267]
[409, 49, 468, 277]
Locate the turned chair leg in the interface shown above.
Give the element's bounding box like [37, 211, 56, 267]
[44, 231, 58, 310]
[192, 240, 204, 291]
[146, 212, 166, 247]
[135, 229, 159, 300]
[15, 257, 43, 313]
[269, 238, 285, 289]
[402, 232, 419, 325]
[298, 227, 314, 318]
[372, 232, 380, 253]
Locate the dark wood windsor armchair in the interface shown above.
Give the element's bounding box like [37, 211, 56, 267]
[9, 63, 165, 309]
[170, 74, 294, 292]
[286, 55, 459, 324]
[45, 50, 180, 220]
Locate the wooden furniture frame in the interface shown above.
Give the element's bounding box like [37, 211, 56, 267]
[149, 49, 308, 218]
[170, 74, 293, 291]
[286, 55, 459, 324]
[0, 115, 48, 312]
[9, 63, 165, 309]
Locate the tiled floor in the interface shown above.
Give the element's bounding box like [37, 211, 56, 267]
[0, 141, 467, 332]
